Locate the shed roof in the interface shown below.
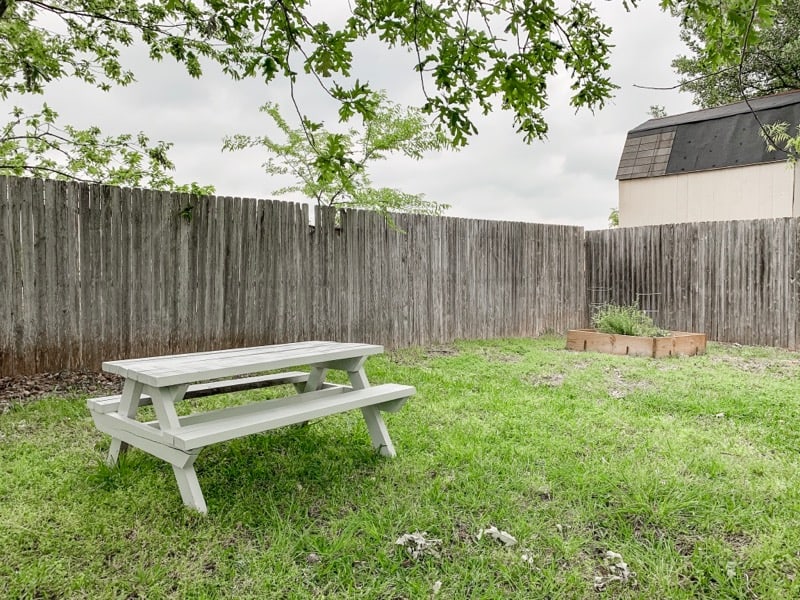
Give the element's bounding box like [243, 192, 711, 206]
[616, 90, 800, 180]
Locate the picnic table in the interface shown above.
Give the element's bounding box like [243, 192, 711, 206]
[87, 341, 415, 513]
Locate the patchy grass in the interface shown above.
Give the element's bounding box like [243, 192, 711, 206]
[2, 337, 800, 598]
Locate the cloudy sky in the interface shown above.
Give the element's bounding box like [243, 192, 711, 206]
[24, 1, 698, 230]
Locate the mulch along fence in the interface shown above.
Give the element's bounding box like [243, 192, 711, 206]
[0, 177, 585, 375]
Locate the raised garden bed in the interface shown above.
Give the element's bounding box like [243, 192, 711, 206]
[566, 329, 707, 358]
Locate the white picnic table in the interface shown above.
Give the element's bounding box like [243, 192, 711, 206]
[87, 341, 415, 513]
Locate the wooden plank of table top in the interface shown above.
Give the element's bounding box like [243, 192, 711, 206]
[106, 341, 373, 370]
[102, 341, 384, 387]
[108, 341, 380, 369]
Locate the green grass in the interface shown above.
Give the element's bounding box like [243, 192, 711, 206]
[2, 337, 800, 598]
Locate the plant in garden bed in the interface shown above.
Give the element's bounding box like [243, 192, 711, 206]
[592, 303, 669, 337]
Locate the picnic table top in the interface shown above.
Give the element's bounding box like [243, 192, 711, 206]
[102, 341, 384, 388]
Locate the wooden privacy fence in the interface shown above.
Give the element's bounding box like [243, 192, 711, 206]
[585, 219, 800, 349]
[0, 176, 586, 375]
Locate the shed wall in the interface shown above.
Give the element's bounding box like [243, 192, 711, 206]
[618, 162, 797, 227]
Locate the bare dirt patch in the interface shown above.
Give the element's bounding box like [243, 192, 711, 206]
[710, 355, 799, 377]
[723, 531, 752, 553]
[475, 347, 523, 363]
[388, 345, 460, 366]
[606, 367, 655, 399]
[524, 373, 565, 387]
[673, 534, 700, 557]
[425, 346, 460, 358]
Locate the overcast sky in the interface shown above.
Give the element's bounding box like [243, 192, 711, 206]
[22, 1, 698, 231]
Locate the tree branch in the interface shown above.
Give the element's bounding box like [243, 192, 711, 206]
[736, 0, 797, 160]
[23, 0, 189, 31]
[633, 66, 738, 91]
[412, 1, 431, 102]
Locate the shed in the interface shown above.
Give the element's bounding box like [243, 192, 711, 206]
[616, 90, 800, 227]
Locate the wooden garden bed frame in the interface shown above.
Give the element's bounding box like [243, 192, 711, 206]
[566, 329, 706, 358]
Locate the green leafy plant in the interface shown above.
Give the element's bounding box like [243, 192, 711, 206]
[592, 303, 669, 337]
[672, 0, 798, 109]
[761, 121, 800, 164]
[223, 92, 450, 216]
[608, 207, 619, 228]
[1, 0, 775, 190]
[0, 104, 214, 192]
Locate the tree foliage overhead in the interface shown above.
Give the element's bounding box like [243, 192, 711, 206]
[0, 104, 213, 192]
[0, 0, 786, 197]
[672, 0, 800, 108]
[224, 92, 450, 215]
[0, 0, 262, 188]
[0, 0, 625, 141]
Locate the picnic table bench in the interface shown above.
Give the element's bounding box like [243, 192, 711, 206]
[87, 341, 414, 513]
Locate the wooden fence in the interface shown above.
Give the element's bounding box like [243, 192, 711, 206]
[585, 219, 800, 349]
[0, 176, 586, 375]
[7, 176, 799, 376]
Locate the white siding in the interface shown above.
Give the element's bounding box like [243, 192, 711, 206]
[794, 162, 800, 218]
[619, 162, 797, 227]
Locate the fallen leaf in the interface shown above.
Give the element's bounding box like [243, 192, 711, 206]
[726, 561, 737, 578]
[594, 549, 636, 591]
[477, 526, 517, 547]
[395, 531, 442, 560]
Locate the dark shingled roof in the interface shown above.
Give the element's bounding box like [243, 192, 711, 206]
[616, 90, 800, 180]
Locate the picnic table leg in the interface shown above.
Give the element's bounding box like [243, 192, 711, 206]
[360, 406, 397, 457]
[347, 366, 369, 391]
[150, 384, 208, 512]
[107, 379, 143, 466]
[303, 367, 329, 392]
[347, 362, 397, 458]
[149, 384, 188, 429]
[172, 455, 206, 513]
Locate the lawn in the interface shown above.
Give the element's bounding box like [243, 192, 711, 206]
[1, 337, 800, 599]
